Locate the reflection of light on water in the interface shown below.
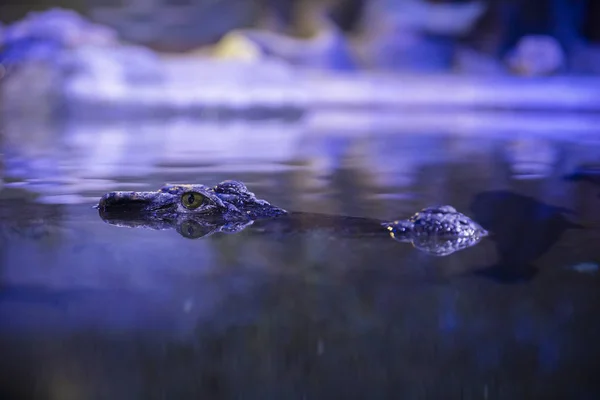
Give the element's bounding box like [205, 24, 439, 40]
[561, 139, 600, 176]
[505, 139, 557, 179]
[63, 121, 164, 179]
[3, 179, 149, 204]
[2, 112, 597, 205]
[0, 151, 4, 192]
[306, 110, 600, 138]
[159, 120, 303, 166]
[36, 194, 88, 204]
[3, 119, 308, 203]
[360, 135, 443, 190]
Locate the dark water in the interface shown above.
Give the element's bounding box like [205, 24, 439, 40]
[1, 118, 600, 399]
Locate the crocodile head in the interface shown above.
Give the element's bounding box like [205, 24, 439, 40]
[96, 180, 287, 223]
[383, 205, 488, 237]
[381, 205, 488, 255]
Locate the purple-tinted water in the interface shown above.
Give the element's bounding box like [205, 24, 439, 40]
[1, 116, 599, 399]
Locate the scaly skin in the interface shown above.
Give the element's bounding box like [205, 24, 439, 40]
[382, 206, 489, 256]
[96, 180, 287, 222]
[96, 180, 489, 256]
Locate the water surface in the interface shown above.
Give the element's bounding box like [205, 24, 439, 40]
[1, 117, 600, 399]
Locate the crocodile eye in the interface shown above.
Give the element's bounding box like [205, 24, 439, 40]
[181, 192, 205, 210]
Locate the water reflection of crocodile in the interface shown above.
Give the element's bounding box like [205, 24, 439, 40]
[96, 180, 488, 256]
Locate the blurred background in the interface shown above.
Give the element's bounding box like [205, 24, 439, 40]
[2, 0, 600, 72]
[1, 1, 600, 399]
[1, 0, 599, 203]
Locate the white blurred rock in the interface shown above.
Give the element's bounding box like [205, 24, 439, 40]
[2, 8, 116, 49]
[63, 44, 164, 85]
[0, 8, 167, 117]
[506, 35, 565, 76]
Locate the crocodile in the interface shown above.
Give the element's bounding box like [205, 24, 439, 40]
[96, 180, 489, 256]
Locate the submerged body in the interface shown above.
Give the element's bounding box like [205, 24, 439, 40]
[97, 180, 488, 256]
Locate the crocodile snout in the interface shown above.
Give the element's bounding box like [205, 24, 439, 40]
[98, 191, 164, 213]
